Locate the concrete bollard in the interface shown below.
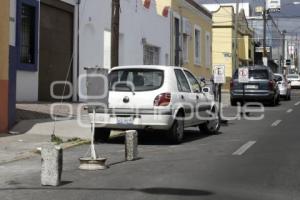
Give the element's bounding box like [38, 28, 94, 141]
[41, 144, 63, 186]
[125, 130, 138, 161]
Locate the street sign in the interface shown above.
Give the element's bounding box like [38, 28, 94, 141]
[267, 0, 281, 13]
[238, 67, 249, 83]
[213, 65, 226, 84]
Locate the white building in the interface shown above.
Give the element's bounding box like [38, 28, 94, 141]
[78, 0, 170, 100]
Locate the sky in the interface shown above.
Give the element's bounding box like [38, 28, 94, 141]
[197, 0, 300, 37]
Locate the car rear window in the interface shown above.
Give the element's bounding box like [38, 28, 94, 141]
[234, 69, 269, 80]
[109, 69, 164, 91]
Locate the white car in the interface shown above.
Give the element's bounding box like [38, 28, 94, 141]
[89, 65, 220, 144]
[274, 73, 291, 100]
[287, 74, 300, 88]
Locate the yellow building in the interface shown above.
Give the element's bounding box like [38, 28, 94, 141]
[0, 0, 10, 133]
[156, 0, 213, 79]
[211, 6, 254, 84]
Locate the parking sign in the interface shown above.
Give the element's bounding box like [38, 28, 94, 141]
[238, 67, 249, 83]
[213, 65, 226, 84]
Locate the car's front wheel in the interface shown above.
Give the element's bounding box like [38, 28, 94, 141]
[199, 108, 220, 134]
[168, 115, 184, 144]
[94, 128, 111, 143]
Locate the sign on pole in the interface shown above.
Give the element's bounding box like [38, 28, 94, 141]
[213, 65, 226, 84]
[267, 0, 281, 12]
[238, 67, 249, 83]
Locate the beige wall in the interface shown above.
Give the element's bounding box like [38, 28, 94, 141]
[157, 0, 213, 79]
[0, 0, 10, 81]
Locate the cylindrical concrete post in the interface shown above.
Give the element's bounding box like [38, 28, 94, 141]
[125, 130, 138, 161]
[41, 144, 63, 186]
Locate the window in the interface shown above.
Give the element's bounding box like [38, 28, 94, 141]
[183, 35, 189, 63]
[20, 4, 36, 64]
[194, 27, 201, 65]
[110, 69, 164, 91]
[184, 70, 201, 93]
[174, 69, 191, 93]
[143, 45, 160, 65]
[205, 32, 211, 67]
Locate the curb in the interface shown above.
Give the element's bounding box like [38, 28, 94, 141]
[0, 131, 125, 165]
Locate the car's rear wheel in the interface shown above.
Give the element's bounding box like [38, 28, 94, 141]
[230, 99, 237, 106]
[270, 95, 277, 106]
[199, 107, 220, 134]
[276, 95, 280, 105]
[286, 93, 291, 101]
[168, 114, 184, 144]
[94, 128, 111, 143]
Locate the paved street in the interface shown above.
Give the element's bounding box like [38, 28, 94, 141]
[1, 90, 300, 200]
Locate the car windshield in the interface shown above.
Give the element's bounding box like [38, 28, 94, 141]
[234, 69, 269, 80]
[109, 69, 164, 91]
[287, 75, 299, 79]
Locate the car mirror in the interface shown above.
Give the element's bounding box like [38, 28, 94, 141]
[202, 87, 210, 94]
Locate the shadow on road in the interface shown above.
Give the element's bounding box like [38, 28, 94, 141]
[106, 129, 212, 146]
[0, 186, 214, 196]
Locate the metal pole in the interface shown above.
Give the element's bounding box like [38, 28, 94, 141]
[282, 30, 286, 74]
[263, 0, 268, 66]
[111, 0, 120, 68]
[233, 0, 240, 75]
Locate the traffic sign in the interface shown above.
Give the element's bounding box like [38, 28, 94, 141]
[213, 65, 226, 84]
[238, 67, 249, 83]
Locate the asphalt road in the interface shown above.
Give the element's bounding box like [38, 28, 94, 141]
[1, 90, 300, 200]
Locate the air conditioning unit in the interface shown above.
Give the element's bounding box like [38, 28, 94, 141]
[182, 18, 192, 36]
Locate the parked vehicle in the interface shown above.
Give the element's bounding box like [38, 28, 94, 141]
[230, 66, 280, 106]
[287, 74, 300, 88]
[89, 65, 220, 144]
[274, 73, 291, 100]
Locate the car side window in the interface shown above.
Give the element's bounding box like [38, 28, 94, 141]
[174, 69, 191, 93]
[184, 70, 201, 93]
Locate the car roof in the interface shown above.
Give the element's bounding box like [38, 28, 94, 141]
[248, 65, 270, 70]
[110, 65, 186, 71]
[274, 73, 283, 77]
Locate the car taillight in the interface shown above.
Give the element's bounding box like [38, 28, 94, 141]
[154, 93, 171, 106]
[269, 80, 275, 90]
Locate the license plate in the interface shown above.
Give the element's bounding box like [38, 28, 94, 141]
[117, 117, 134, 125]
[245, 85, 258, 89]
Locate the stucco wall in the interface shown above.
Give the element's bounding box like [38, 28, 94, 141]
[79, 0, 170, 100]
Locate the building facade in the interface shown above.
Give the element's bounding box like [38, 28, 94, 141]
[157, 0, 213, 79]
[10, 0, 77, 102]
[204, 5, 254, 84]
[0, 0, 10, 133]
[78, 0, 170, 99]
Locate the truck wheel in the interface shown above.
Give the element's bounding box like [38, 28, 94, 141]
[94, 128, 111, 143]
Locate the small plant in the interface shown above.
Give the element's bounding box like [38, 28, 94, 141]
[66, 137, 82, 143]
[51, 134, 63, 145]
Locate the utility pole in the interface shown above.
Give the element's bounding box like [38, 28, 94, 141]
[262, 0, 268, 66]
[111, 0, 120, 68]
[282, 30, 286, 75]
[232, 0, 240, 75]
